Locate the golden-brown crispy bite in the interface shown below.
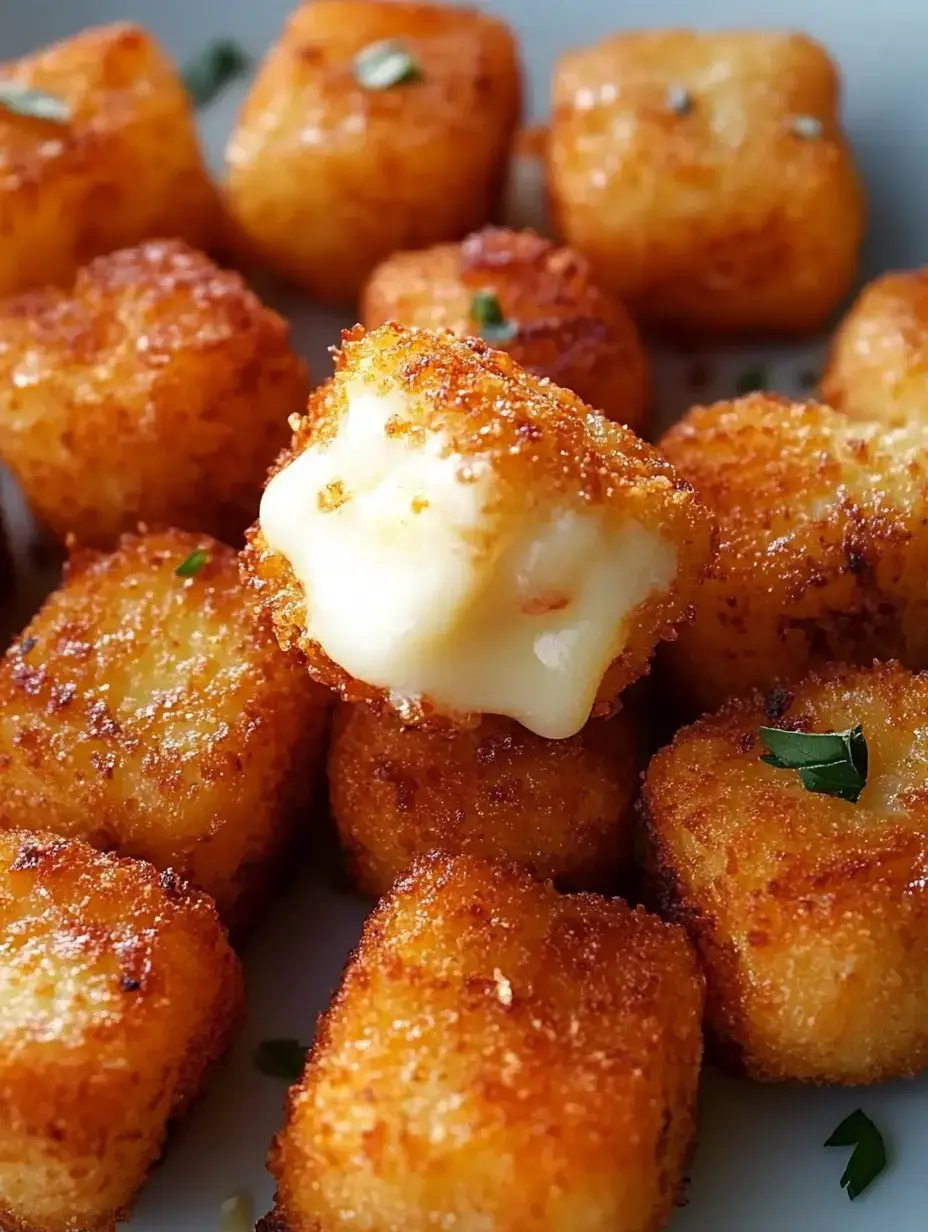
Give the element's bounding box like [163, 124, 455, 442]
[262, 853, 704, 1232]
[0, 239, 308, 549]
[658, 393, 928, 714]
[0, 23, 216, 298]
[361, 227, 650, 433]
[242, 323, 713, 740]
[821, 266, 928, 426]
[643, 660, 928, 1084]
[328, 703, 642, 898]
[547, 30, 864, 338]
[0, 827, 242, 1232]
[0, 529, 329, 934]
[225, 0, 521, 302]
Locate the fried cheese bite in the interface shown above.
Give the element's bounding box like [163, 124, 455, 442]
[0, 530, 329, 934]
[0, 23, 216, 298]
[225, 0, 521, 303]
[0, 827, 242, 1232]
[659, 394, 928, 714]
[0, 239, 308, 549]
[547, 31, 864, 338]
[242, 324, 713, 740]
[821, 266, 928, 426]
[328, 703, 642, 898]
[261, 853, 704, 1232]
[643, 661, 928, 1084]
[361, 227, 650, 433]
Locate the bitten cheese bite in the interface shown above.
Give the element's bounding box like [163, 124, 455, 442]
[261, 853, 704, 1232]
[328, 703, 642, 898]
[225, 0, 521, 302]
[361, 227, 650, 433]
[0, 23, 216, 297]
[659, 393, 928, 714]
[242, 324, 713, 740]
[0, 827, 242, 1232]
[547, 30, 864, 338]
[821, 266, 928, 426]
[0, 530, 329, 934]
[643, 661, 928, 1084]
[0, 239, 308, 549]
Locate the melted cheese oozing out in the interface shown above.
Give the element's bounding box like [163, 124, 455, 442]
[260, 388, 677, 739]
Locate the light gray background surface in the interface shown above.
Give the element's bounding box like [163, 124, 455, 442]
[0, 3, 925, 1229]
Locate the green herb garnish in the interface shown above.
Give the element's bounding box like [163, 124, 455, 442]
[735, 366, 767, 396]
[183, 39, 251, 108]
[354, 39, 422, 90]
[175, 549, 209, 578]
[759, 723, 868, 803]
[792, 114, 823, 140]
[0, 82, 70, 124]
[219, 1191, 254, 1232]
[254, 1037, 309, 1080]
[825, 1109, 887, 1200]
[667, 86, 693, 116]
[470, 290, 518, 344]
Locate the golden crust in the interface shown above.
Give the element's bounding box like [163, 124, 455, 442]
[226, 0, 521, 302]
[0, 239, 308, 549]
[328, 704, 642, 898]
[361, 227, 650, 432]
[658, 393, 928, 714]
[547, 30, 864, 338]
[263, 853, 704, 1232]
[642, 660, 928, 1084]
[241, 323, 714, 727]
[0, 827, 242, 1232]
[821, 266, 928, 425]
[0, 529, 330, 934]
[0, 23, 217, 297]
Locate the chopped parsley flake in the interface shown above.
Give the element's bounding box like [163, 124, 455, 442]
[470, 290, 518, 344]
[175, 549, 209, 579]
[825, 1109, 888, 1200]
[354, 39, 422, 90]
[183, 40, 251, 108]
[0, 82, 70, 123]
[759, 723, 868, 803]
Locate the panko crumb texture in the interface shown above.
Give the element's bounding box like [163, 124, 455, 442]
[0, 23, 217, 297]
[547, 30, 864, 338]
[0, 529, 330, 934]
[328, 703, 642, 898]
[659, 392, 928, 713]
[642, 660, 928, 1084]
[263, 853, 704, 1232]
[0, 827, 243, 1232]
[225, 0, 521, 302]
[361, 226, 650, 432]
[242, 322, 714, 727]
[0, 238, 309, 548]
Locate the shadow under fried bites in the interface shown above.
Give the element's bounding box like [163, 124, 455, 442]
[131, 868, 368, 1232]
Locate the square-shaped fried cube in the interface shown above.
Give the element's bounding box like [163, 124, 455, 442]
[225, 1, 521, 302]
[659, 393, 928, 714]
[361, 226, 651, 434]
[0, 530, 330, 933]
[0, 827, 243, 1232]
[328, 703, 642, 898]
[0, 23, 217, 297]
[243, 323, 713, 740]
[262, 853, 704, 1232]
[547, 31, 864, 338]
[0, 239, 309, 548]
[643, 661, 928, 1084]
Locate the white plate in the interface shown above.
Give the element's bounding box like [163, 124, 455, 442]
[0, 2, 926, 1229]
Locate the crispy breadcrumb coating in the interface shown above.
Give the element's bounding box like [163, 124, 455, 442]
[262, 853, 703, 1232]
[643, 660, 928, 1084]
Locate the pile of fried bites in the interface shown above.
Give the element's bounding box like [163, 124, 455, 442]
[0, 5, 924, 1231]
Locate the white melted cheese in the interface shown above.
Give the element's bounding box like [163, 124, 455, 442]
[260, 387, 677, 739]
